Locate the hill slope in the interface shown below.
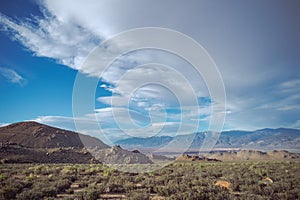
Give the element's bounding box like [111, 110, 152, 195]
[0, 122, 152, 164]
[0, 121, 109, 149]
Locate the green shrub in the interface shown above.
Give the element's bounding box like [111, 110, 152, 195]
[127, 189, 150, 200]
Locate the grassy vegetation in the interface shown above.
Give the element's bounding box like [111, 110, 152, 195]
[0, 161, 299, 199]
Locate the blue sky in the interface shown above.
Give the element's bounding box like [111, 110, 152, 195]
[0, 0, 299, 143]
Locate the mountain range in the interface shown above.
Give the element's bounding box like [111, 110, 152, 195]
[116, 128, 300, 151]
[1, 121, 299, 164]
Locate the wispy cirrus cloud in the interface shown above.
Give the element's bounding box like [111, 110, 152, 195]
[0, 11, 101, 69]
[32, 101, 211, 143]
[0, 66, 26, 86]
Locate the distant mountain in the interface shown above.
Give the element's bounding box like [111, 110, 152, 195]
[215, 128, 300, 149]
[116, 128, 300, 151]
[117, 136, 173, 149]
[0, 121, 152, 164]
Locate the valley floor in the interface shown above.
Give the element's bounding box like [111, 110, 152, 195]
[0, 161, 299, 200]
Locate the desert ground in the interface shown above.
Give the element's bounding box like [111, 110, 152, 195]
[0, 160, 299, 200]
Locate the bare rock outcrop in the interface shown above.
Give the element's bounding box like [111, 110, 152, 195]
[176, 154, 220, 162]
[207, 149, 300, 161]
[89, 145, 153, 164]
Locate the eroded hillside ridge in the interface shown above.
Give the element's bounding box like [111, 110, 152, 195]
[0, 122, 152, 164]
[0, 121, 109, 149]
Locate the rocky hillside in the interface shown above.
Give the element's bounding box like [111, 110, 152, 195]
[89, 145, 152, 164]
[0, 122, 152, 164]
[176, 154, 220, 162]
[0, 146, 98, 164]
[0, 121, 109, 149]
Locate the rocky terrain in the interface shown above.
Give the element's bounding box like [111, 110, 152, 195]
[146, 153, 175, 162]
[207, 149, 300, 161]
[176, 154, 220, 162]
[0, 121, 152, 164]
[0, 146, 97, 164]
[89, 145, 152, 164]
[0, 121, 109, 149]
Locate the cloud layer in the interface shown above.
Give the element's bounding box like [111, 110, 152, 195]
[0, 0, 299, 138]
[0, 11, 101, 69]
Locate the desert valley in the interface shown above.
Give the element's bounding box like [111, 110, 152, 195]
[0, 122, 299, 199]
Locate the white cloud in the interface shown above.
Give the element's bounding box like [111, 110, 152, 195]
[292, 120, 300, 129]
[32, 101, 211, 143]
[0, 67, 26, 86]
[0, 11, 101, 69]
[278, 79, 300, 94]
[97, 61, 206, 108]
[0, 123, 9, 127]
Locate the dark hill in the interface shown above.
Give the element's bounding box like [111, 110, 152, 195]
[0, 121, 152, 164]
[0, 121, 109, 149]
